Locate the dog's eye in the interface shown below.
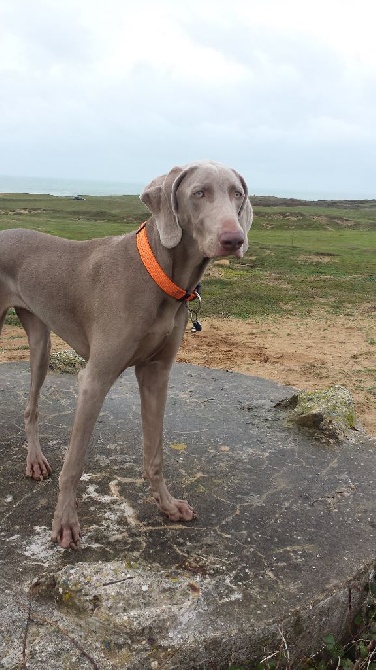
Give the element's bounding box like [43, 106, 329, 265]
[234, 190, 243, 198]
[193, 190, 205, 198]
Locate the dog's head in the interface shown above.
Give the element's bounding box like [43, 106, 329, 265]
[140, 161, 253, 258]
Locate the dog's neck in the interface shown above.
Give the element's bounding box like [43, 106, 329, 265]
[145, 218, 210, 298]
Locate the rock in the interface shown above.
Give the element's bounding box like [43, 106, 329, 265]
[213, 258, 230, 266]
[277, 384, 358, 438]
[49, 349, 86, 374]
[1, 363, 376, 669]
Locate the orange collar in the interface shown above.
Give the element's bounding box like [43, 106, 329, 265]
[136, 222, 198, 302]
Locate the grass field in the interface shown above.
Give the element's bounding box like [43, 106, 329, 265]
[0, 192, 374, 320]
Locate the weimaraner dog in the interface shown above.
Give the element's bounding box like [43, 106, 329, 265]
[0, 161, 253, 549]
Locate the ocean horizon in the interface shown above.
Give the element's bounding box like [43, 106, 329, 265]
[0, 175, 144, 197]
[0, 174, 374, 201]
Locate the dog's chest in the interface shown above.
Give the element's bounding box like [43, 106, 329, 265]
[150, 309, 176, 339]
[132, 303, 187, 364]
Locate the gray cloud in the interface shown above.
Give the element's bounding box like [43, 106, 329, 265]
[0, 0, 375, 197]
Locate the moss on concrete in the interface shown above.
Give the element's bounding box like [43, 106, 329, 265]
[49, 349, 86, 374]
[284, 385, 358, 438]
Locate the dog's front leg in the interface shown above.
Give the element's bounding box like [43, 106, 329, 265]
[135, 359, 195, 522]
[51, 364, 115, 549]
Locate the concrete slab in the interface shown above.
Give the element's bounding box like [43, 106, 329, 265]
[0, 361, 375, 669]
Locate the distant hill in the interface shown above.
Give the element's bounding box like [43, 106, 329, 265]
[251, 195, 376, 208]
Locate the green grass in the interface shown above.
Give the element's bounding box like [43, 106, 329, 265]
[0, 193, 375, 319]
[0, 193, 148, 239]
[203, 233, 375, 318]
[204, 200, 376, 318]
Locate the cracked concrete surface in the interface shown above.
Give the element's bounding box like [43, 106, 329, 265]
[0, 362, 376, 669]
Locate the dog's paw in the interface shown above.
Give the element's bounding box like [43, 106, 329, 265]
[151, 482, 197, 522]
[51, 503, 81, 549]
[25, 453, 52, 481]
[164, 498, 197, 522]
[51, 523, 81, 550]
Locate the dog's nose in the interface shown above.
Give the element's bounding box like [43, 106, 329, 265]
[219, 230, 245, 252]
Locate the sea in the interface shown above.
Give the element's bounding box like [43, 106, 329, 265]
[0, 174, 374, 201]
[0, 175, 144, 197]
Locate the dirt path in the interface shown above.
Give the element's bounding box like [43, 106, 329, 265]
[1, 313, 375, 435]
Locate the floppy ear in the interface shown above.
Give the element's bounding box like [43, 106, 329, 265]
[239, 198, 253, 253]
[140, 166, 187, 248]
[232, 169, 253, 254]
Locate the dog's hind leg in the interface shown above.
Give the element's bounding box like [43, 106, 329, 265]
[15, 307, 52, 481]
[0, 309, 7, 335]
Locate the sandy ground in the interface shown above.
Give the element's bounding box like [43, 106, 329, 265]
[1, 313, 375, 435]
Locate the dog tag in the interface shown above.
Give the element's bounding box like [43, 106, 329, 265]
[191, 320, 202, 333]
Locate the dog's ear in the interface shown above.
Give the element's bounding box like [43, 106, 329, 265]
[239, 198, 253, 253]
[140, 166, 188, 248]
[231, 169, 253, 254]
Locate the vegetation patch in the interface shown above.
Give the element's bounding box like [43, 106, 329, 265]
[4, 308, 21, 326]
[278, 385, 358, 438]
[49, 350, 86, 374]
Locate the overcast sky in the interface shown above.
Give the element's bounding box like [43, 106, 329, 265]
[1, 0, 375, 197]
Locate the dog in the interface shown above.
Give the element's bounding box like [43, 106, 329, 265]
[0, 161, 253, 548]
